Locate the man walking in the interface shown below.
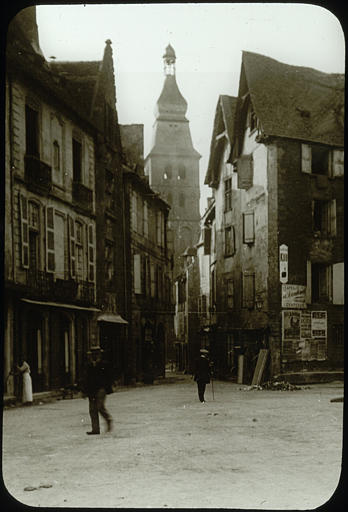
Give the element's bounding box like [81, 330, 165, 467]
[193, 349, 211, 403]
[82, 346, 113, 435]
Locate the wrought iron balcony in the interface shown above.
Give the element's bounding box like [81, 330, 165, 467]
[52, 277, 79, 301]
[25, 155, 52, 194]
[26, 270, 54, 298]
[72, 181, 93, 212]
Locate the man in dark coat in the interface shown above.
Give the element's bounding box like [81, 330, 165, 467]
[193, 349, 211, 403]
[82, 346, 113, 435]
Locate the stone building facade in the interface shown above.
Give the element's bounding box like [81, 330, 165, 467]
[122, 125, 174, 382]
[204, 52, 344, 383]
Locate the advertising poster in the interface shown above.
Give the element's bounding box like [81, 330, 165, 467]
[282, 284, 307, 309]
[283, 310, 301, 340]
[311, 311, 327, 338]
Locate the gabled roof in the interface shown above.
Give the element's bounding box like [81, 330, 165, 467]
[204, 95, 237, 187]
[239, 51, 344, 147]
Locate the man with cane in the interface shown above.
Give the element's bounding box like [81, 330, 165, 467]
[193, 349, 212, 403]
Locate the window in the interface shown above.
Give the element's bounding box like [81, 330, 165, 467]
[311, 263, 332, 303]
[226, 279, 234, 309]
[156, 211, 163, 246]
[29, 201, 40, 231]
[302, 145, 344, 177]
[75, 221, 84, 279]
[237, 155, 253, 190]
[164, 164, 172, 180]
[143, 201, 149, 237]
[19, 194, 29, 268]
[243, 212, 255, 244]
[134, 254, 141, 294]
[242, 271, 255, 309]
[224, 178, 232, 211]
[53, 140, 60, 173]
[105, 243, 114, 284]
[46, 207, 55, 272]
[88, 224, 95, 282]
[72, 138, 82, 182]
[224, 226, 235, 256]
[179, 193, 185, 208]
[178, 164, 186, 180]
[312, 200, 336, 236]
[312, 145, 330, 175]
[25, 105, 39, 157]
[105, 170, 115, 210]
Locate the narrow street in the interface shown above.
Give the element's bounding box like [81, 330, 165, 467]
[2, 375, 343, 509]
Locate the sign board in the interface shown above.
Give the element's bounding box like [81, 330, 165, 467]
[311, 311, 327, 338]
[282, 284, 307, 309]
[279, 244, 288, 283]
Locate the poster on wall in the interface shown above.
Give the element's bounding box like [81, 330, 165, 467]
[311, 311, 327, 338]
[282, 284, 307, 309]
[300, 310, 312, 339]
[282, 310, 301, 340]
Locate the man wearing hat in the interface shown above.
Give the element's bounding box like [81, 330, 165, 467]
[193, 349, 211, 403]
[82, 345, 113, 435]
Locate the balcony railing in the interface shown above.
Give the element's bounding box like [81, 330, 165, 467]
[72, 181, 93, 212]
[25, 270, 96, 305]
[25, 155, 52, 194]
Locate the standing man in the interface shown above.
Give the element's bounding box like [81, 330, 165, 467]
[82, 346, 113, 435]
[193, 349, 211, 403]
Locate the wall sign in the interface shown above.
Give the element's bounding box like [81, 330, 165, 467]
[279, 244, 288, 283]
[282, 284, 307, 309]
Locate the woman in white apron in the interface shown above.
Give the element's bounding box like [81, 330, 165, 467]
[17, 361, 33, 405]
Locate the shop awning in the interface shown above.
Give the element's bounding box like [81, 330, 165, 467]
[21, 298, 101, 312]
[97, 313, 128, 324]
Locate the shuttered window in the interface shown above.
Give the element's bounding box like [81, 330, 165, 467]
[68, 215, 76, 278]
[46, 207, 55, 272]
[134, 254, 141, 294]
[243, 212, 255, 244]
[301, 144, 312, 173]
[332, 150, 344, 177]
[225, 226, 235, 256]
[88, 224, 95, 282]
[237, 154, 253, 189]
[19, 194, 29, 268]
[242, 271, 255, 309]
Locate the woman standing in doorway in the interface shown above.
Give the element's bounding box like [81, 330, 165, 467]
[17, 361, 33, 405]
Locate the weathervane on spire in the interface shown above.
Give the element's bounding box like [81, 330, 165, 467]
[163, 44, 176, 76]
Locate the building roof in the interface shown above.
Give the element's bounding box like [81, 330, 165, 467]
[204, 95, 237, 187]
[240, 51, 344, 147]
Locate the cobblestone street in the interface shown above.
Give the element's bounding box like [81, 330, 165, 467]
[2, 375, 344, 509]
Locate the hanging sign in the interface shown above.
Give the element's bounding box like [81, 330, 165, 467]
[279, 244, 288, 283]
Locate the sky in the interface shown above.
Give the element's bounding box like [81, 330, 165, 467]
[35, 3, 345, 214]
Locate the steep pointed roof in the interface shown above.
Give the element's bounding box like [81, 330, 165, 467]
[205, 95, 237, 187]
[155, 74, 188, 121]
[239, 51, 344, 147]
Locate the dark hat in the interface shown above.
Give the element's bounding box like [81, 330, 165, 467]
[88, 345, 103, 354]
[200, 349, 209, 354]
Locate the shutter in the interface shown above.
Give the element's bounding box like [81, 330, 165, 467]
[203, 226, 211, 255]
[132, 190, 137, 232]
[144, 201, 148, 237]
[68, 215, 75, 278]
[332, 262, 344, 305]
[332, 150, 344, 177]
[306, 261, 312, 304]
[134, 254, 141, 294]
[330, 199, 337, 236]
[46, 206, 55, 272]
[243, 212, 255, 244]
[242, 271, 255, 308]
[88, 224, 95, 282]
[237, 154, 253, 189]
[156, 211, 161, 245]
[301, 144, 311, 173]
[19, 194, 29, 268]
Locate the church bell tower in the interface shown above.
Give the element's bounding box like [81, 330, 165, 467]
[144, 44, 201, 278]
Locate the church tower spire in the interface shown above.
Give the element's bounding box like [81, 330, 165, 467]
[145, 45, 201, 278]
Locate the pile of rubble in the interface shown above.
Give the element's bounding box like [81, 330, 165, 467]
[240, 380, 309, 392]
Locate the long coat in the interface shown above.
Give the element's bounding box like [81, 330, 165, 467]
[82, 360, 113, 397]
[194, 355, 211, 384]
